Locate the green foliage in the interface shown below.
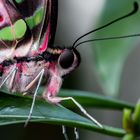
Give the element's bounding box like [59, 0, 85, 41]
[0, 89, 130, 137]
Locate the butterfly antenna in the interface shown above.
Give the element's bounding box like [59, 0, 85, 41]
[74, 33, 140, 48]
[72, 1, 138, 48]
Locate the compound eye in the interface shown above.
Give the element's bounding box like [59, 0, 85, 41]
[58, 49, 74, 69]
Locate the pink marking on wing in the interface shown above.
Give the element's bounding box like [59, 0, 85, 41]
[39, 23, 51, 53]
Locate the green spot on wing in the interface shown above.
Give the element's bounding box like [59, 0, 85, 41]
[15, 0, 24, 3]
[26, 7, 44, 29]
[0, 19, 27, 41]
[14, 19, 27, 39]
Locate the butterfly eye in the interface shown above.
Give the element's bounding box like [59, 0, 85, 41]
[58, 49, 74, 69]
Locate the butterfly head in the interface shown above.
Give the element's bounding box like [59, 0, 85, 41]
[46, 1, 139, 78]
[44, 46, 80, 76]
[57, 47, 81, 76]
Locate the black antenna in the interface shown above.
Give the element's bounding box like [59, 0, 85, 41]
[72, 1, 139, 48]
[74, 33, 140, 48]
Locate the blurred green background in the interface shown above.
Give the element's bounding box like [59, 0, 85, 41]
[57, 0, 140, 139]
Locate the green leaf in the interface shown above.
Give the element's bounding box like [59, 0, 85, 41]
[92, 0, 140, 97]
[0, 90, 93, 126]
[0, 89, 126, 137]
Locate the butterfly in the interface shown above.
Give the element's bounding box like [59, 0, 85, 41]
[0, 0, 138, 130]
[0, 0, 103, 129]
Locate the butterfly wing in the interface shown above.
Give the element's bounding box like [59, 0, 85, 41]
[0, 0, 32, 61]
[47, 0, 58, 48]
[13, 0, 58, 55]
[0, 0, 57, 61]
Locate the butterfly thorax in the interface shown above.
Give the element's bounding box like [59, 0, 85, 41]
[0, 46, 63, 66]
[0, 46, 80, 93]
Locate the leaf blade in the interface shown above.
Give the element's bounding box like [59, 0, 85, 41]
[0, 89, 126, 137]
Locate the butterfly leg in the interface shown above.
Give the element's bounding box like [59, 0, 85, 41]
[47, 94, 103, 128]
[74, 127, 79, 140]
[62, 125, 79, 140]
[59, 97, 103, 128]
[43, 73, 62, 103]
[24, 69, 45, 126]
[0, 65, 18, 88]
[43, 73, 103, 128]
[62, 125, 69, 140]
